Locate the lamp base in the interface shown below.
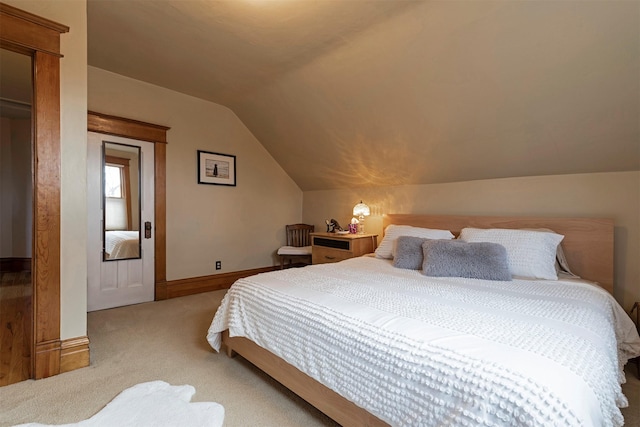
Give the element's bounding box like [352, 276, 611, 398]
[358, 215, 365, 234]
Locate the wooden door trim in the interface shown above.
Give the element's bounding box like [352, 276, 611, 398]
[0, 3, 68, 56]
[32, 50, 62, 379]
[60, 336, 90, 373]
[88, 111, 169, 300]
[0, 2, 69, 380]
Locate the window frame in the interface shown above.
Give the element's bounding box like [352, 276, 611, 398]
[104, 155, 131, 230]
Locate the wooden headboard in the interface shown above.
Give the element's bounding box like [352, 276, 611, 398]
[383, 214, 614, 294]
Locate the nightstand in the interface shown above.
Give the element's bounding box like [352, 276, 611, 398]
[311, 233, 378, 265]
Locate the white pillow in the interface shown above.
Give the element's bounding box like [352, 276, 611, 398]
[375, 225, 454, 259]
[459, 227, 564, 280]
[524, 228, 578, 278]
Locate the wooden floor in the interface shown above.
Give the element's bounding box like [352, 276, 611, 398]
[0, 269, 32, 386]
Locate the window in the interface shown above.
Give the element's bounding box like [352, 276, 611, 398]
[104, 156, 131, 230]
[104, 164, 123, 198]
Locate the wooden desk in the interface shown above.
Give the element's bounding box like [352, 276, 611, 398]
[311, 232, 378, 264]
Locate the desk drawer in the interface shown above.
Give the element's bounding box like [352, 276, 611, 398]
[312, 247, 352, 264]
[313, 236, 350, 250]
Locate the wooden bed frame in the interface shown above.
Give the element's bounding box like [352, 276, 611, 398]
[222, 214, 614, 426]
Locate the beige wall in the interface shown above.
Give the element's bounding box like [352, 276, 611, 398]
[3, 0, 89, 340]
[303, 171, 640, 310]
[88, 67, 302, 280]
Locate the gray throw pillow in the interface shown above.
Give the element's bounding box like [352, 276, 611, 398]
[421, 240, 512, 281]
[393, 236, 428, 270]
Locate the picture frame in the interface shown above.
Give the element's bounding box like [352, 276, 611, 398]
[197, 150, 236, 186]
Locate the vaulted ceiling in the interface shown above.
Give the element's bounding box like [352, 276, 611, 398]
[88, 0, 639, 191]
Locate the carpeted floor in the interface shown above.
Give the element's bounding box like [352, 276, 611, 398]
[0, 290, 336, 427]
[0, 290, 638, 426]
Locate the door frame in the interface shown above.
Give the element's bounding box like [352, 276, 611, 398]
[87, 111, 169, 299]
[0, 3, 68, 380]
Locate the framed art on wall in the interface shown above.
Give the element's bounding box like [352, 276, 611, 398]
[197, 150, 236, 186]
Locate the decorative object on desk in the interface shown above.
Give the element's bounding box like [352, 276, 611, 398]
[352, 201, 370, 234]
[348, 218, 358, 234]
[197, 150, 236, 186]
[325, 218, 343, 233]
[325, 219, 334, 232]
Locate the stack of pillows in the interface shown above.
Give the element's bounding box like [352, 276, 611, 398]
[375, 224, 572, 281]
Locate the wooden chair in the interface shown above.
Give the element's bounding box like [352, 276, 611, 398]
[277, 224, 314, 269]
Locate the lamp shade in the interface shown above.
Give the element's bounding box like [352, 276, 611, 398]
[353, 201, 370, 217]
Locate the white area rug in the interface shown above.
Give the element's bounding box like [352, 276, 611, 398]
[14, 381, 225, 427]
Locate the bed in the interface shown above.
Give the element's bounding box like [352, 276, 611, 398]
[104, 230, 139, 259]
[207, 214, 640, 426]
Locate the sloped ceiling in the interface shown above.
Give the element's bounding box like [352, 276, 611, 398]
[88, 0, 639, 191]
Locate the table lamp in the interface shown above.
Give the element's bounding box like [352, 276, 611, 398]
[352, 201, 370, 234]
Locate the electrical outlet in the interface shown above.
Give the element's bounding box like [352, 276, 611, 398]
[215, 260, 221, 270]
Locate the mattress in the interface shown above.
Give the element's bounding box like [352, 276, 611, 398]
[207, 256, 640, 426]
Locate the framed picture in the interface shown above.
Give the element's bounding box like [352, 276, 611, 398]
[197, 150, 236, 186]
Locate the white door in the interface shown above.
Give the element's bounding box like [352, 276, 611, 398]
[87, 132, 155, 312]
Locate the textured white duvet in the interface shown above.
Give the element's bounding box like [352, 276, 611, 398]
[105, 230, 139, 259]
[207, 257, 640, 427]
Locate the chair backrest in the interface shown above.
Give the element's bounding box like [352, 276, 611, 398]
[286, 224, 314, 247]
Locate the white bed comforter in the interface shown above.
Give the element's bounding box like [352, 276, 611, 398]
[207, 257, 640, 427]
[105, 230, 139, 259]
